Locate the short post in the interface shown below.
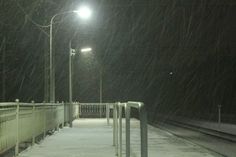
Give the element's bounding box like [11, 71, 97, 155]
[32, 101, 35, 145]
[106, 104, 110, 125]
[125, 104, 130, 157]
[99, 105, 102, 118]
[218, 105, 222, 126]
[118, 103, 122, 157]
[113, 104, 116, 146]
[43, 102, 46, 138]
[62, 101, 65, 127]
[69, 102, 73, 128]
[139, 103, 148, 157]
[15, 99, 20, 156]
[79, 103, 82, 118]
[56, 101, 60, 130]
[77, 102, 80, 119]
[114, 104, 118, 156]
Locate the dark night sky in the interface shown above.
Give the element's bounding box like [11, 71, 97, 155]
[0, 0, 236, 121]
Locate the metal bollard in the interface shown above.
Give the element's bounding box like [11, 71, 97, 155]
[62, 101, 65, 127]
[118, 103, 122, 157]
[113, 104, 116, 146]
[106, 104, 110, 125]
[56, 101, 60, 131]
[114, 104, 119, 155]
[218, 104, 222, 126]
[69, 103, 73, 128]
[32, 101, 35, 145]
[15, 99, 20, 156]
[77, 102, 80, 119]
[43, 102, 46, 138]
[139, 103, 148, 157]
[125, 104, 130, 157]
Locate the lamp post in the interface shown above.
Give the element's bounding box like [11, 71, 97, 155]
[69, 41, 76, 104]
[49, 6, 92, 103]
[50, 11, 73, 103]
[99, 68, 103, 117]
[68, 41, 76, 127]
[99, 68, 103, 104]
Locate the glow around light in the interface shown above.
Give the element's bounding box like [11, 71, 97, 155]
[81, 47, 92, 53]
[74, 6, 92, 19]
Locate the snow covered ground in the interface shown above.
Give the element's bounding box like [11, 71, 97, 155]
[153, 122, 236, 157]
[18, 119, 223, 157]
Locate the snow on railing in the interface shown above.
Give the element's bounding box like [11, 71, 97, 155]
[0, 100, 66, 156]
[113, 101, 148, 157]
[1, 101, 148, 157]
[77, 102, 148, 157]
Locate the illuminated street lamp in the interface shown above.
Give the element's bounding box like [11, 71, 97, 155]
[81, 47, 92, 53]
[74, 6, 92, 19]
[49, 6, 92, 103]
[69, 46, 103, 117]
[69, 46, 93, 106]
[80, 47, 103, 117]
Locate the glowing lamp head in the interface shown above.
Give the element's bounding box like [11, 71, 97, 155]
[81, 47, 92, 53]
[74, 6, 92, 20]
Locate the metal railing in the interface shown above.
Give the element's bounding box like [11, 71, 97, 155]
[77, 102, 148, 157]
[113, 102, 148, 157]
[78, 103, 110, 118]
[0, 101, 147, 157]
[0, 100, 74, 156]
[77, 103, 114, 125]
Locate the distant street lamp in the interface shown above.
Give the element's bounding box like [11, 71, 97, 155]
[69, 46, 93, 104]
[81, 47, 93, 53]
[49, 6, 92, 103]
[69, 46, 103, 113]
[79, 47, 103, 117]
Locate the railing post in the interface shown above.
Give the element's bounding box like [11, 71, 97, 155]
[139, 103, 148, 157]
[218, 104, 221, 127]
[69, 102, 73, 128]
[113, 104, 115, 146]
[15, 99, 19, 156]
[114, 104, 118, 156]
[125, 103, 130, 157]
[106, 104, 110, 125]
[32, 100, 35, 145]
[56, 101, 60, 131]
[78, 102, 81, 119]
[77, 102, 80, 119]
[43, 102, 46, 138]
[99, 104, 102, 118]
[62, 101, 65, 127]
[118, 103, 122, 157]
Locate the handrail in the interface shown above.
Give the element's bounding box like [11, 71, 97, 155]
[79, 103, 115, 105]
[77, 102, 148, 157]
[0, 100, 66, 156]
[78, 103, 111, 122]
[1, 101, 147, 157]
[113, 101, 148, 157]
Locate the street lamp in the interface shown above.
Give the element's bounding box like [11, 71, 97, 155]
[49, 6, 92, 103]
[69, 46, 93, 105]
[81, 47, 93, 53]
[69, 47, 103, 116]
[79, 47, 103, 117]
[75, 6, 92, 20]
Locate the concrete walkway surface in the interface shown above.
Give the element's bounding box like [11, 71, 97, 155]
[18, 119, 223, 157]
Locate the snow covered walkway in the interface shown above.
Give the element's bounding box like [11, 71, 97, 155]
[18, 119, 223, 157]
